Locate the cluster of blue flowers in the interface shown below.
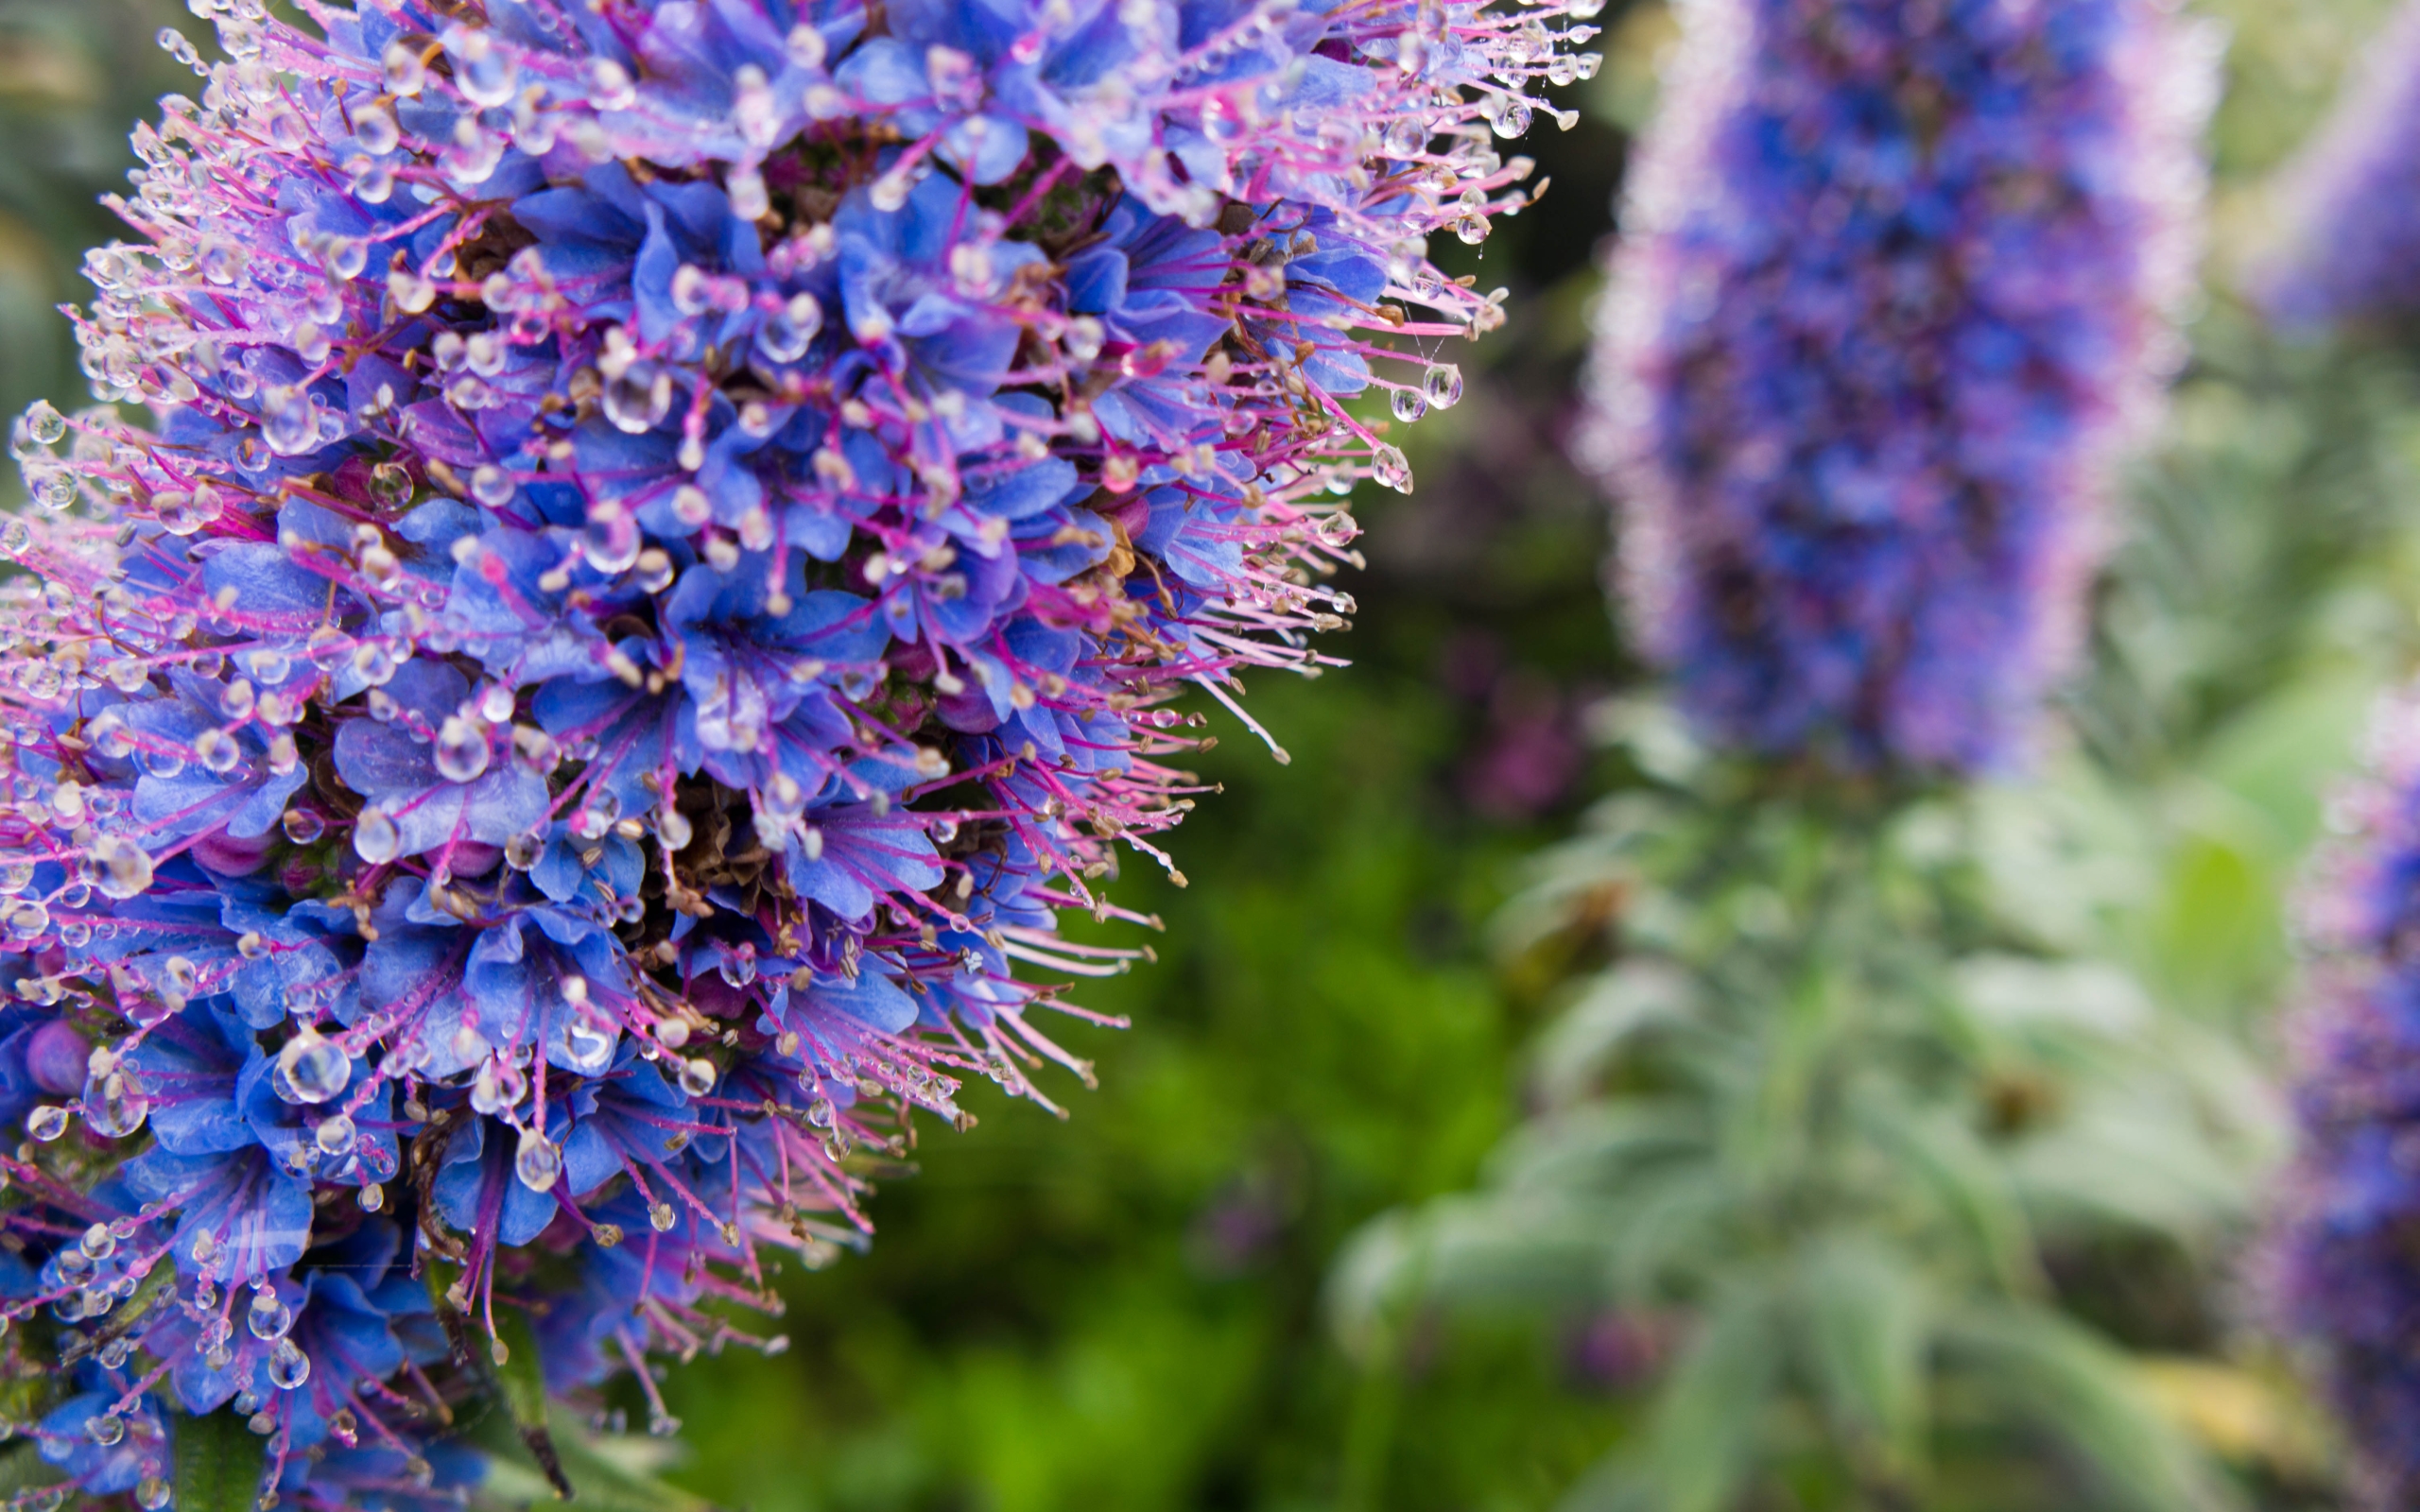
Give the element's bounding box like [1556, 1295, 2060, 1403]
[1575, 0, 2211, 772]
[2255, 0, 2420, 334]
[2273, 696, 2420, 1510]
[0, 0, 1592, 1502]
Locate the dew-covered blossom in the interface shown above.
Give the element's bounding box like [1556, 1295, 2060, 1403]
[2272, 691, 2420, 1510]
[0, 0, 1592, 1500]
[2252, 0, 2420, 334]
[1575, 0, 2213, 772]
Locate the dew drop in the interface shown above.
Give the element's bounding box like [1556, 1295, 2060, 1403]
[267, 1337, 309, 1389]
[454, 29, 518, 107]
[1391, 387, 1426, 423]
[262, 388, 319, 456]
[90, 834, 154, 900]
[247, 1288, 293, 1341]
[354, 104, 399, 156]
[276, 1027, 351, 1104]
[1423, 362, 1462, 409]
[353, 808, 400, 864]
[434, 716, 491, 782]
[194, 728, 241, 775]
[601, 364, 671, 435]
[513, 1125, 562, 1192]
[383, 39, 427, 95]
[562, 1016, 615, 1074]
[313, 1113, 354, 1158]
[504, 830, 546, 870]
[352, 642, 399, 686]
[21, 402, 64, 446]
[367, 461, 413, 508]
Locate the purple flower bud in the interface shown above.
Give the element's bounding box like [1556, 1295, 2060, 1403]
[1576, 0, 2215, 771]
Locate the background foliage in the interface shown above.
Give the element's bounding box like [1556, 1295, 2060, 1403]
[10, 0, 2420, 1506]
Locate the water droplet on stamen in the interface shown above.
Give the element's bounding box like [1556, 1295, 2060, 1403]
[267, 1337, 309, 1389]
[248, 1288, 293, 1341]
[514, 1125, 562, 1192]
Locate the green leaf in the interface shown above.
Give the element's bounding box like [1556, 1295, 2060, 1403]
[470, 1405, 716, 1512]
[0, 1438, 67, 1499]
[425, 1250, 571, 1498]
[1854, 1095, 2041, 1297]
[493, 1302, 572, 1499]
[1490, 1096, 1709, 1193]
[1939, 1302, 2226, 1512]
[1640, 1279, 1780, 1512]
[1794, 1234, 1928, 1484]
[173, 1409, 266, 1512]
[1529, 962, 1700, 1108]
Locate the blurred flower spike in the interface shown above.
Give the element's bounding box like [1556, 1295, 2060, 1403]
[1577, 0, 2215, 772]
[0, 0, 1589, 1499]
[2274, 690, 2420, 1511]
[2253, 0, 2420, 334]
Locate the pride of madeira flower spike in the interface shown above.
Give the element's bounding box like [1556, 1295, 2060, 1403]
[0, 0, 1590, 1502]
[2253, 0, 2420, 334]
[2273, 692, 2420, 1511]
[1575, 0, 2212, 772]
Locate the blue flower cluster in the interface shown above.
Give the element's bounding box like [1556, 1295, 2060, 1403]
[0, 0, 1592, 1501]
[1575, 0, 2212, 771]
[2254, 0, 2420, 334]
[2274, 694, 2420, 1510]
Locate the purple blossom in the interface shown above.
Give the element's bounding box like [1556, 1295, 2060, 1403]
[2252, 0, 2420, 333]
[1575, 0, 2213, 771]
[0, 0, 1589, 1498]
[2271, 692, 2420, 1509]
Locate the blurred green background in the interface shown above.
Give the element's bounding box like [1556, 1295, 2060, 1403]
[17, 0, 2420, 1506]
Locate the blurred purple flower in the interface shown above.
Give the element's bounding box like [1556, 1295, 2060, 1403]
[1577, 0, 2213, 771]
[2253, 0, 2420, 334]
[2272, 691, 2420, 1509]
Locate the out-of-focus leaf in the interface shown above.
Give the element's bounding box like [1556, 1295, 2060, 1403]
[173, 1410, 266, 1512]
[0, 1439, 65, 1498]
[2007, 1082, 2256, 1236]
[1635, 1280, 1779, 1512]
[1530, 961, 1698, 1107]
[1940, 1303, 2225, 1512]
[1793, 1233, 1928, 1478]
[0, 31, 97, 104]
[1953, 955, 2155, 1036]
[1490, 1096, 1708, 1191]
[2134, 1356, 2333, 1477]
[1853, 1095, 2041, 1296]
